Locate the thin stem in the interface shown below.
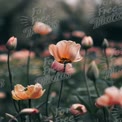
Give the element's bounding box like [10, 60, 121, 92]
[45, 83, 53, 116]
[27, 46, 32, 122]
[45, 71, 58, 116]
[57, 79, 64, 108]
[103, 49, 110, 70]
[57, 63, 66, 108]
[83, 50, 93, 106]
[93, 81, 100, 97]
[7, 51, 19, 113]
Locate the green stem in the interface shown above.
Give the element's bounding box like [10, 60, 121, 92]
[27, 47, 32, 122]
[7, 51, 19, 113]
[103, 49, 110, 70]
[57, 80, 64, 108]
[93, 81, 100, 97]
[45, 83, 53, 116]
[83, 50, 93, 106]
[45, 71, 58, 116]
[57, 63, 66, 108]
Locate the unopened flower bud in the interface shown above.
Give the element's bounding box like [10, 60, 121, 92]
[6, 36, 17, 50]
[102, 38, 109, 49]
[20, 108, 39, 114]
[87, 61, 99, 81]
[33, 22, 52, 35]
[81, 36, 93, 49]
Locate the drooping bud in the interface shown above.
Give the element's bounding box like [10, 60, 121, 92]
[102, 38, 109, 49]
[33, 22, 52, 35]
[20, 108, 39, 114]
[6, 36, 17, 50]
[87, 61, 99, 81]
[81, 36, 93, 49]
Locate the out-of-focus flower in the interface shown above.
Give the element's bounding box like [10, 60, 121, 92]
[20, 108, 39, 114]
[51, 60, 75, 75]
[96, 86, 120, 107]
[102, 38, 109, 49]
[0, 92, 6, 99]
[12, 83, 45, 100]
[87, 61, 99, 81]
[11, 50, 35, 60]
[0, 45, 7, 51]
[105, 48, 115, 57]
[63, 0, 80, 10]
[72, 31, 85, 38]
[50, 91, 57, 98]
[0, 54, 10, 62]
[81, 36, 93, 49]
[49, 40, 82, 63]
[6, 36, 17, 50]
[40, 50, 50, 57]
[70, 103, 87, 115]
[33, 22, 52, 35]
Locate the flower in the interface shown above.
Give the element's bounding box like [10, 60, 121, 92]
[0, 54, 10, 62]
[81, 36, 93, 49]
[96, 86, 120, 107]
[49, 40, 82, 63]
[87, 61, 99, 81]
[12, 83, 45, 100]
[20, 108, 39, 114]
[6, 36, 17, 50]
[69, 103, 87, 115]
[102, 38, 109, 49]
[33, 22, 52, 35]
[11, 50, 35, 60]
[51, 60, 75, 74]
[72, 30, 85, 38]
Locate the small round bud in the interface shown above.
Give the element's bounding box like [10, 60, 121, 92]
[87, 61, 99, 81]
[6, 36, 17, 50]
[81, 36, 93, 49]
[102, 38, 109, 49]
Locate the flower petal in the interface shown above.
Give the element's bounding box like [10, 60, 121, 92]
[11, 90, 21, 100]
[49, 44, 61, 62]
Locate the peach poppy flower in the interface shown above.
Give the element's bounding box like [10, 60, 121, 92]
[33, 22, 52, 35]
[69, 103, 87, 115]
[51, 60, 75, 75]
[12, 83, 45, 100]
[96, 87, 120, 107]
[49, 40, 82, 63]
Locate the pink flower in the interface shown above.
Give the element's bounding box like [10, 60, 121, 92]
[33, 22, 52, 35]
[0, 54, 10, 62]
[6, 36, 17, 50]
[51, 60, 75, 75]
[11, 50, 35, 60]
[72, 31, 85, 38]
[96, 87, 120, 107]
[20, 108, 39, 114]
[70, 103, 87, 115]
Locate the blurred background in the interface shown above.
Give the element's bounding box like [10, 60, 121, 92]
[0, 0, 122, 121]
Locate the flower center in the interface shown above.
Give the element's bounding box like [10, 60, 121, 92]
[59, 58, 71, 63]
